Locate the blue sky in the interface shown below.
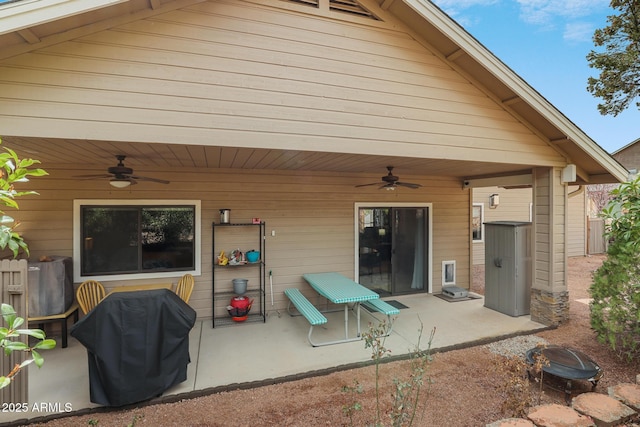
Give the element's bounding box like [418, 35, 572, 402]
[431, 0, 637, 154]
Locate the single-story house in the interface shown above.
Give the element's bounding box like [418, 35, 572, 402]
[0, 0, 627, 327]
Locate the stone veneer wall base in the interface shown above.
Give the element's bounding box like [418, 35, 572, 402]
[530, 289, 569, 326]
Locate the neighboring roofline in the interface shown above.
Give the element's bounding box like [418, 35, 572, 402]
[0, 0, 126, 36]
[612, 137, 640, 156]
[401, 0, 629, 183]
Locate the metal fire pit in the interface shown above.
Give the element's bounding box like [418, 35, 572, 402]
[526, 345, 603, 403]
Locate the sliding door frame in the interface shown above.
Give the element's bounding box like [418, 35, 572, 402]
[354, 202, 433, 294]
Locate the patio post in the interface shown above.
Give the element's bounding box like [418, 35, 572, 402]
[530, 167, 570, 326]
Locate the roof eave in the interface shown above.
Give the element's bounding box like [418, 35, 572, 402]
[0, 0, 128, 36]
[395, 0, 628, 184]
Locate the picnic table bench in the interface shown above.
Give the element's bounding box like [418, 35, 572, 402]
[285, 272, 399, 346]
[361, 299, 399, 335]
[284, 288, 328, 347]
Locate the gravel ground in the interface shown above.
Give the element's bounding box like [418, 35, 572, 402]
[484, 335, 549, 359]
[23, 254, 640, 427]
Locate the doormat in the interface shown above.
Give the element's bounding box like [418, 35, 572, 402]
[434, 293, 482, 303]
[363, 300, 408, 313]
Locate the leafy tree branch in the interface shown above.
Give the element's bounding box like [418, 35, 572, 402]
[587, 0, 640, 116]
[0, 137, 48, 257]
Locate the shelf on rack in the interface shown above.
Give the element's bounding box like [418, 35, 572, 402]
[214, 262, 263, 268]
[212, 221, 266, 328]
[215, 289, 261, 298]
[214, 313, 265, 327]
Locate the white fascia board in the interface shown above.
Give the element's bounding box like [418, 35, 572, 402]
[0, 0, 128, 35]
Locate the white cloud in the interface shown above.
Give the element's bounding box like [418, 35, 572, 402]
[515, 0, 609, 26]
[563, 21, 596, 43]
[432, 0, 607, 44]
[433, 0, 499, 7]
[431, 0, 499, 21]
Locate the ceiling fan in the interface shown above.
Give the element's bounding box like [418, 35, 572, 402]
[355, 166, 422, 190]
[74, 155, 170, 188]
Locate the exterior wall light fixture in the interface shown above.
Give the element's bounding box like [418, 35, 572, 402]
[489, 193, 499, 209]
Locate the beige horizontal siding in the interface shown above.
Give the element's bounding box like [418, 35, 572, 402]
[532, 168, 566, 292]
[567, 187, 586, 257]
[10, 167, 469, 319]
[533, 169, 551, 291]
[471, 186, 532, 265]
[0, 0, 564, 167]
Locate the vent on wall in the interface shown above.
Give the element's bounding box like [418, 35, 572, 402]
[287, 0, 319, 7]
[284, 0, 380, 20]
[330, 0, 379, 19]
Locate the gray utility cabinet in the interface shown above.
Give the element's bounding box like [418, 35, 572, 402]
[484, 221, 532, 317]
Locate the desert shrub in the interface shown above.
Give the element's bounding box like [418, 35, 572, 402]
[590, 176, 640, 360]
[498, 347, 548, 418]
[342, 319, 435, 427]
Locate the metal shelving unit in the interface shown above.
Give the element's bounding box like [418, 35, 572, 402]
[212, 222, 266, 327]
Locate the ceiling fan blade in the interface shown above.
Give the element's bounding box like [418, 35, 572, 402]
[396, 182, 422, 189]
[130, 175, 170, 184]
[73, 174, 113, 179]
[355, 182, 380, 188]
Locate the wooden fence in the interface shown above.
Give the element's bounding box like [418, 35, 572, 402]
[0, 259, 29, 404]
[588, 219, 607, 255]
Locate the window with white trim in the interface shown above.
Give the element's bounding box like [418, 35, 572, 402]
[472, 203, 484, 242]
[74, 200, 201, 281]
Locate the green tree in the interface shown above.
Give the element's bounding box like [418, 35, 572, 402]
[590, 176, 640, 360]
[586, 0, 640, 116]
[0, 136, 52, 389]
[0, 137, 48, 257]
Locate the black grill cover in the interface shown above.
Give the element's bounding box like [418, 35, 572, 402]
[70, 288, 196, 406]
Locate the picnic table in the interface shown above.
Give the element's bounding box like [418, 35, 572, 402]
[303, 272, 379, 343]
[284, 272, 398, 346]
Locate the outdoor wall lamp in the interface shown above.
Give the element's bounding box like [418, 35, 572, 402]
[489, 193, 499, 209]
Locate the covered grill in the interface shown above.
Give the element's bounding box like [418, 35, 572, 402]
[71, 289, 196, 406]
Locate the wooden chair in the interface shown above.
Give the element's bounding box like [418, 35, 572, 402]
[76, 280, 106, 314]
[175, 274, 194, 304]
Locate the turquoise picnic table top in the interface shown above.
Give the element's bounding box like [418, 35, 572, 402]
[302, 272, 379, 304]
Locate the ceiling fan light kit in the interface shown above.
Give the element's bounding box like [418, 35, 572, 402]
[110, 179, 131, 188]
[73, 155, 170, 187]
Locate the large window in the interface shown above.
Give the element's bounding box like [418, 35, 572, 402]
[74, 200, 201, 281]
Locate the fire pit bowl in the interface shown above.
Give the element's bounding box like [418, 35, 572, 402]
[526, 345, 603, 402]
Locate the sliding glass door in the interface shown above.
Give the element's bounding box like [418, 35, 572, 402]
[392, 208, 427, 294]
[357, 206, 429, 295]
[358, 208, 392, 294]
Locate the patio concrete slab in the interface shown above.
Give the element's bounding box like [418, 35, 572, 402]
[2, 294, 547, 425]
